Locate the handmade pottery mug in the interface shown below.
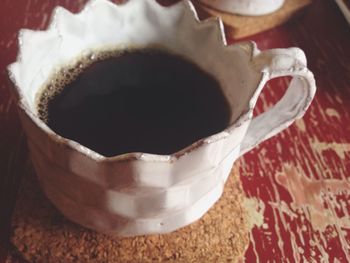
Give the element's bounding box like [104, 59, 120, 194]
[8, 0, 316, 236]
[199, 0, 285, 16]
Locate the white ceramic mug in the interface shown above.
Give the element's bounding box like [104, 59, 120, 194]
[8, 0, 316, 236]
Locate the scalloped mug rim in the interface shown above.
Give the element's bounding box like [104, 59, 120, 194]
[7, 0, 260, 163]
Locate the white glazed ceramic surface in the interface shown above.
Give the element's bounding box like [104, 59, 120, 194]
[8, 0, 316, 236]
[200, 0, 285, 16]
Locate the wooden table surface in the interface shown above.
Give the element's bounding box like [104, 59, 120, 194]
[1, 0, 349, 262]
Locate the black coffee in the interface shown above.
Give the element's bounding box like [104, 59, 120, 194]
[38, 48, 231, 157]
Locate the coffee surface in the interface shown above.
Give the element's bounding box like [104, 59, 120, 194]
[38, 48, 231, 156]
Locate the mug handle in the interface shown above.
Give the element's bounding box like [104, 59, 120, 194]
[239, 47, 316, 156]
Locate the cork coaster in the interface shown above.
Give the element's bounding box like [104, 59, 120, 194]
[195, 0, 312, 39]
[10, 162, 249, 263]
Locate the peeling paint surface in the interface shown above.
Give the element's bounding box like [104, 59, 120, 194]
[0, 0, 350, 262]
[239, 0, 350, 261]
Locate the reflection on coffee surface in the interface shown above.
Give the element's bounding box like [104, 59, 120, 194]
[37, 48, 231, 157]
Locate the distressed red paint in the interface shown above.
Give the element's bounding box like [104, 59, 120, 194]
[237, 1, 350, 261]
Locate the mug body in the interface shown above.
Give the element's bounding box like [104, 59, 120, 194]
[19, 104, 248, 235]
[8, 0, 316, 236]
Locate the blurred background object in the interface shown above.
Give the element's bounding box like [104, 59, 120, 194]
[195, 0, 312, 39]
[199, 0, 285, 16]
[335, 0, 350, 24]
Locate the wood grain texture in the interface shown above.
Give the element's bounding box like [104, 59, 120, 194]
[0, 0, 349, 262]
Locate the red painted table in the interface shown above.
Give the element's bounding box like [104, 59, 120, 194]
[1, 0, 349, 262]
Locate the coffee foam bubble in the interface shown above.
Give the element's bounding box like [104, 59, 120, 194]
[36, 49, 127, 123]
